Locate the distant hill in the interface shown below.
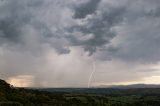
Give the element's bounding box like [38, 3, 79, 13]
[37, 84, 160, 95]
[98, 84, 160, 89]
[1, 79, 160, 106]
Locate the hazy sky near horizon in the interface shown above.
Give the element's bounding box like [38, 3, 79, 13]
[1, 0, 160, 87]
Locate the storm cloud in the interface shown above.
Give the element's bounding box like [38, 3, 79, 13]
[73, 0, 101, 19]
[0, 0, 160, 87]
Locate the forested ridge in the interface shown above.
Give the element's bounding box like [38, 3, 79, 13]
[1, 79, 160, 106]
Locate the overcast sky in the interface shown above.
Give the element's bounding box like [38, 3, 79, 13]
[1, 0, 160, 87]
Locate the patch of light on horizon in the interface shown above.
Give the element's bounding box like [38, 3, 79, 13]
[7, 75, 34, 87]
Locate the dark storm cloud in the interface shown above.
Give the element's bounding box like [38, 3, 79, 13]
[68, 4, 125, 55]
[0, 0, 45, 44]
[73, 0, 101, 19]
[113, 22, 160, 63]
[0, 0, 31, 43]
[0, 0, 68, 54]
[108, 0, 160, 63]
[0, 0, 125, 56]
[1, 0, 160, 61]
[144, 6, 160, 17]
[1, 0, 160, 60]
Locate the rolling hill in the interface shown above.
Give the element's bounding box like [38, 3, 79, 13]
[1, 79, 160, 106]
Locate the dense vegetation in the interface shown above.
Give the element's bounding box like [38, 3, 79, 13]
[1, 79, 160, 106]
